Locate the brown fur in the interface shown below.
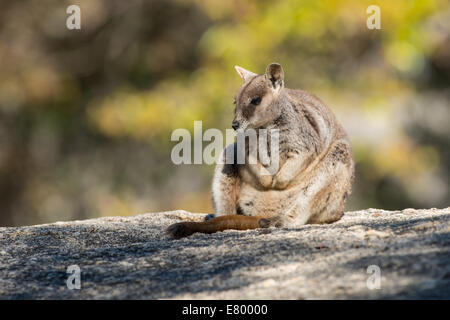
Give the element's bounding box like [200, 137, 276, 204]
[166, 215, 269, 239]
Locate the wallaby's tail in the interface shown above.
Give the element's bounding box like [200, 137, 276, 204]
[166, 215, 271, 239]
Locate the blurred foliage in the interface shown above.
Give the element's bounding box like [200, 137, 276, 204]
[0, 0, 449, 226]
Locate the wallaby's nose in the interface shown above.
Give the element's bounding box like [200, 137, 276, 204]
[232, 121, 240, 130]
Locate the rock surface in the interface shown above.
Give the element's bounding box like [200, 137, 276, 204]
[0, 208, 449, 299]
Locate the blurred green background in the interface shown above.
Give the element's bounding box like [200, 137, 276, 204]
[0, 0, 449, 226]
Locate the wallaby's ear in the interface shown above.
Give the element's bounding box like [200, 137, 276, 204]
[265, 63, 284, 90]
[234, 66, 257, 83]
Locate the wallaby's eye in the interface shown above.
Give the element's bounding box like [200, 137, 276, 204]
[250, 97, 262, 105]
[233, 98, 236, 105]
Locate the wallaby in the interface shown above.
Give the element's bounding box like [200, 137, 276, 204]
[166, 63, 354, 239]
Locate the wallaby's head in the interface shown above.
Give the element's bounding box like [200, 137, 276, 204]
[232, 63, 284, 131]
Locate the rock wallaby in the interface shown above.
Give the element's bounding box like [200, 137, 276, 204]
[167, 63, 354, 239]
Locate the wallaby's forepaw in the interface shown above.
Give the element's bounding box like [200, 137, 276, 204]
[272, 174, 290, 190]
[259, 174, 273, 188]
[204, 214, 216, 221]
[166, 222, 196, 239]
